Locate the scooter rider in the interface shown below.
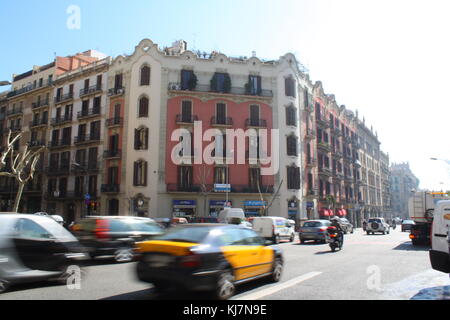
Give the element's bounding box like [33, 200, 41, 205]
[330, 217, 344, 247]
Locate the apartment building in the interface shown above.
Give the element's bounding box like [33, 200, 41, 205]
[0, 38, 393, 224]
[355, 117, 384, 222]
[380, 151, 392, 218]
[390, 162, 420, 219]
[0, 51, 104, 219]
[44, 55, 109, 222]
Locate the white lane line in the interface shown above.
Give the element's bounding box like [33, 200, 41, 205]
[234, 271, 322, 300]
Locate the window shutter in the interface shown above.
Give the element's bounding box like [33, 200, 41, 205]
[133, 162, 138, 186]
[144, 161, 148, 186]
[145, 128, 149, 149]
[257, 76, 262, 94]
[134, 129, 139, 150]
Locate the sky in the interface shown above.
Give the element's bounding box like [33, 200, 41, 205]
[0, 0, 449, 190]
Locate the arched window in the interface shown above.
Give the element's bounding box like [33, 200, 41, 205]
[134, 127, 149, 150]
[287, 165, 300, 190]
[133, 160, 148, 186]
[138, 96, 149, 117]
[140, 65, 151, 86]
[286, 135, 298, 156]
[285, 76, 296, 98]
[285, 105, 296, 126]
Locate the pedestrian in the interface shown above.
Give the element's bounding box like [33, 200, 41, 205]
[362, 219, 367, 231]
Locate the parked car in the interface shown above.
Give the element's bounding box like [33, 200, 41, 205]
[366, 218, 390, 235]
[135, 224, 284, 300]
[252, 216, 295, 243]
[401, 220, 415, 232]
[71, 216, 164, 262]
[299, 220, 332, 243]
[0, 213, 88, 293]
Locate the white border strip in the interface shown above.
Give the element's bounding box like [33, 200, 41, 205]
[234, 271, 323, 300]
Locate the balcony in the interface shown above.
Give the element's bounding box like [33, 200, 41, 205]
[79, 84, 102, 97]
[48, 139, 71, 149]
[29, 118, 48, 129]
[332, 150, 343, 159]
[108, 87, 125, 97]
[333, 171, 344, 181]
[32, 100, 50, 109]
[7, 79, 53, 98]
[211, 116, 233, 127]
[6, 107, 23, 117]
[28, 140, 46, 148]
[168, 82, 273, 98]
[343, 135, 352, 144]
[74, 134, 102, 145]
[245, 118, 267, 128]
[103, 149, 121, 159]
[306, 189, 318, 197]
[45, 191, 86, 200]
[105, 117, 123, 127]
[71, 163, 100, 174]
[333, 127, 342, 136]
[305, 157, 318, 167]
[101, 184, 120, 193]
[176, 114, 199, 125]
[46, 165, 71, 176]
[4, 125, 22, 133]
[316, 118, 330, 129]
[51, 114, 73, 126]
[54, 93, 74, 105]
[318, 166, 332, 177]
[77, 108, 101, 120]
[344, 175, 354, 183]
[317, 142, 331, 152]
[167, 184, 201, 193]
[231, 185, 274, 194]
[304, 129, 316, 140]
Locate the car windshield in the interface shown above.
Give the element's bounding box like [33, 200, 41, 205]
[303, 221, 325, 227]
[155, 226, 215, 243]
[38, 217, 78, 242]
[126, 220, 164, 233]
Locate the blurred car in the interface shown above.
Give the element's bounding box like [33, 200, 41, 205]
[366, 218, 390, 235]
[71, 216, 164, 262]
[338, 217, 354, 234]
[0, 213, 88, 293]
[190, 217, 219, 223]
[298, 220, 331, 244]
[401, 220, 415, 232]
[135, 224, 284, 300]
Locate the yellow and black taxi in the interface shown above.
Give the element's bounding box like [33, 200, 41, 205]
[134, 223, 284, 299]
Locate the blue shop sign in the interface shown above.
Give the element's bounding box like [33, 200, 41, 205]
[244, 200, 267, 207]
[173, 200, 196, 206]
[306, 202, 314, 209]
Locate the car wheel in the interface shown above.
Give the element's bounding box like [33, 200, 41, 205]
[273, 234, 280, 244]
[0, 280, 9, 294]
[367, 231, 370, 235]
[270, 258, 283, 282]
[114, 247, 134, 263]
[289, 234, 295, 242]
[300, 238, 305, 244]
[215, 270, 235, 300]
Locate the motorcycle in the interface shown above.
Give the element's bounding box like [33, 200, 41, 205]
[327, 226, 343, 252]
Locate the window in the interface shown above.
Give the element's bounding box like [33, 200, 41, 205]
[93, 96, 101, 113]
[216, 103, 227, 124]
[181, 70, 196, 90]
[133, 160, 148, 186]
[90, 121, 101, 140]
[88, 147, 98, 169]
[286, 106, 296, 126]
[287, 166, 300, 190]
[134, 127, 149, 150]
[181, 100, 192, 122]
[178, 166, 192, 189]
[60, 151, 70, 170]
[108, 166, 119, 185]
[108, 199, 120, 216]
[247, 75, 261, 95]
[214, 167, 228, 184]
[88, 175, 97, 196]
[249, 104, 260, 126]
[140, 65, 151, 86]
[249, 168, 261, 190]
[138, 96, 149, 117]
[211, 73, 230, 93]
[62, 127, 71, 145]
[78, 124, 87, 141]
[75, 176, 84, 196]
[285, 76, 296, 97]
[286, 135, 298, 156]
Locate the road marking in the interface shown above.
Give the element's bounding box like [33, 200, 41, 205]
[234, 271, 322, 300]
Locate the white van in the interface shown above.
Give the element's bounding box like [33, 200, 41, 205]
[252, 216, 295, 244]
[429, 200, 450, 273]
[218, 208, 246, 224]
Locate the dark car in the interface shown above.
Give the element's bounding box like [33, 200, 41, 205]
[135, 224, 283, 300]
[71, 216, 164, 262]
[401, 220, 415, 232]
[299, 220, 331, 243]
[339, 218, 354, 234]
[0, 213, 88, 293]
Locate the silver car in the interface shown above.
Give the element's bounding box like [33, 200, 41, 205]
[299, 220, 331, 244]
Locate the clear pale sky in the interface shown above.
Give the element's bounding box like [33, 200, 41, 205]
[1, 0, 449, 190]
